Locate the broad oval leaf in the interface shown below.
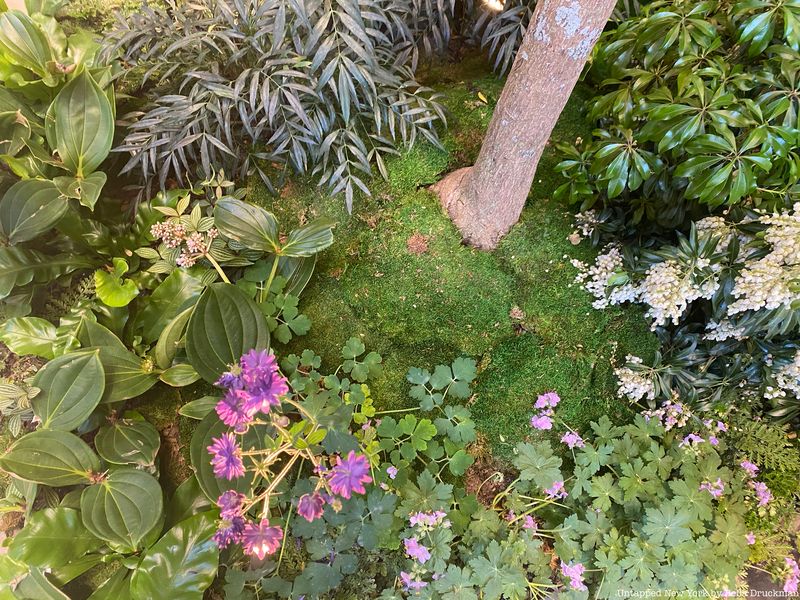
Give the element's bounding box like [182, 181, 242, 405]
[177, 396, 217, 421]
[0, 11, 55, 83]
[0, 179, 68, 244]
[95, 419, 160, 467]
[9, 507, 102, 569]
[160, 363, 201, 387]
[154, 306, 192, 370]
[32, 350, 105, 430]
[0, 430, 100, 486]
[92, 344, 159, 404]
[164, 475, 212, 530]
[0, 316, 56, 359]
[213, 197, 279, 252]
[280, 218, 335, 257]
[129, 511, 219, 600]
[186, 283, 270, 383]
[134, 269, 203, 344]
[53, 69, 114, 177]
[80, 468, 164, 552]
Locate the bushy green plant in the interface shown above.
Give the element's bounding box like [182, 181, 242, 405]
[555, 0, 800, 240]
[101, 0, 450, 208]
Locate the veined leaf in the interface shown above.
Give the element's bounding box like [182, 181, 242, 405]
[0, 179, 67, 244]
[95, 418, 160, 467]
[32, 350, 104, 430]
[0, 316, 56, 359]
[0, 11, 56, 84]
[0, 429, 100, 486]
[9, 507, 102, 568]
[0, 247, 93, 299]
[213, 197, 279, 252]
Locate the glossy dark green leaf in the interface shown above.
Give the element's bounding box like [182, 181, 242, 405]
[164, 475, 213, 530]
[0, 316, 56, 359]
[185, 283, 270, 383]
[80, 468, 164, 552]
[53, 69, 114, 177]
[0, 11, 56, 84]
[0, 179, 67, 244]
[32, 350, 104, 431]
[76, 318, 126, 350]
[213, 197, 279, 252]
[13, 567, 69, 600]
[95, 419, 160, 467]
[92, 345, 159, 404]
[86, 567, 130, 600]
[9, 508, 102, 568]
[129, 512, 219, 600]
[154, 306, 192, 370]
[135, 269, 203, 344]
[0, 247, 94, 300]
[0, 430, 99, 486]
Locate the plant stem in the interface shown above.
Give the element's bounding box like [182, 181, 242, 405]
[260, 254, 281, 303]
[205, 253, 231, 284]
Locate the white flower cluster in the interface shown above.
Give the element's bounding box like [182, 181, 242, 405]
[574, 210, 600, 238]
[704, 319, 747, 342]
[729, 204, 800, 314]
[695, 216, 735, 253]
[639, 260, 719, 327]
[571, 246, 638, 309]
[764, 350, 800, 401]
[615, 355, 656, 402]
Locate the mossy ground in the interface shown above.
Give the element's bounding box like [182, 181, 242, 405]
[247, 53, 658, 458]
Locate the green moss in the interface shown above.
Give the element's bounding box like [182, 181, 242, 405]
[243, 58, 658, 455]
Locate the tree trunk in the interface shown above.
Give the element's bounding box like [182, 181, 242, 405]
[433, 0, 617, 249]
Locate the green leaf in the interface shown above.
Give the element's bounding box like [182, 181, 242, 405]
[0, 429, 99, 486]
[177, 396, 217, 420]
[77, 171, 106, 210]
[589, 473, 623, 511]
[0, 247, 93, 300]
[80, 468, 164, 552]
[0, 179, 67, 244]
[513, 442, 563, 489]
[154, 307, 192, 370]
[129, 511, 219, 600]
[448, 449, 474, 476]
[164, 476, 212, 530]
[280, 217, 335, 257]
[186, 283, 270, 383]
[76, 318, 126, 350]
[160, 363, 201, 387]
[213, 197, 279, 252]
[0, 11, 56, 84]
[53, 68, 113, 177]
[95, 418, 160, 467]
[642, 503, 693, 546]
[0, 316, 56, 359]
[94, 258, 139, 308]
[32, 350, 104, 430]
[86, 568, 130, 600]
[9, 507, 102, 568]
[135, 269, 203, 344]
[92, 344, 159, 404]
[13, 568, 70, 600]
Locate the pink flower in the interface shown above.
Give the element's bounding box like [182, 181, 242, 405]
[297, 493, 325, 522]
[751, 481, 772, 507]
[561, 431, 585, 448]
[785, 557, 800, 594]
[535, 392, 560, 409]
[207, 433, 245, 480]
[545, 480, 568, 500]
[746, 532, 756, 545]
[241, 519, 283, 559]
[399, 571, 427, 591]
[403, 537, 431, 564]
[740, 460, 758, 478]
[213, 516, 244, 548]
[215, 389, 253, 431]
[386, 466, 398, 479]
[522, 515, 537, 530]
[699, 478, 724, 499]
[409, 511, 448, 528]
[560, 561, 587, 591]
[327, 451, 372, 499]
[530, 414, 553, 430]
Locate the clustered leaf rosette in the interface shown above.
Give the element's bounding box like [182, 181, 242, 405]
[205, 349, 373, 559]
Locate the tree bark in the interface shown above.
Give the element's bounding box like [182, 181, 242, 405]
[433, 0, 617, 249]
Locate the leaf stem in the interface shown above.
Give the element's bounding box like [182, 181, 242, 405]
[260, 254, 281, 303]
[205, 253, 231, 284]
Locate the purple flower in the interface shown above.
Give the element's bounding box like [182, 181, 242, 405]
[561, 431, 585, 448]
[241, 519, 283, 559]
[716, 420, 727, 432]
[239, 350, 289, 414]
[785, 557, 800, 594]
[522, 515, 537, 530]
[746, 532, 756, 545]
[399, 571, 427, 591]
[217, 490, 245, 519]
[560, 561, 587, 591]
[535, 392, 560, 409]
[530, 414, 553, 430]
[327, 451, 372, 499]
[386, 466, 398, 480]
[740, 460, 759, 478]
[208, 433, 245, 480]
[215, 389, 253, 431]
[699, 478, 725, 499]
[409, 511, 449, 528]
[709, 435, 719, 446]
[403, 537, 431, 564]
[751, 481, 772, 507]
[679, 433, 705, 447]
[213, 515, 245, 548]
[545, 480, 568, 500]
[297, 493, 325, 522]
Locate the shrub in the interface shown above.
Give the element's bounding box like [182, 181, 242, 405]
[101, 0, 450, 208]
[555, 0, 800, 241]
